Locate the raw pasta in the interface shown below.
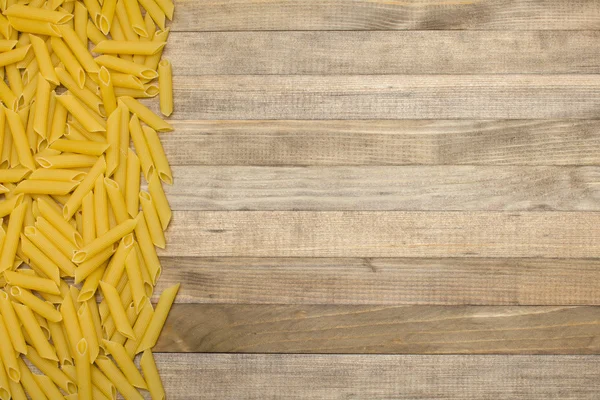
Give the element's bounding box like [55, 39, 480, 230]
[0, 0, 179, 397]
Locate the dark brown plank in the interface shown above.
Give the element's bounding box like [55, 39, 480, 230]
[170, 0, 600, 31]
[155, 257, 600, 306]
[155, 304, 600, 354]
[156, 166, 600, 211]
[161, 211, 600, 258]
[165, 120, 600, 166]
[153, 353, 600, 399]
[165, 31, 600, 75]
[166, 75, 600, 120]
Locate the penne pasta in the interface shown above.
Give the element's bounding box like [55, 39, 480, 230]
[29, 34, 60, 85]
[140, 350, 165, 400]
[48, 320, 72, 366]
[23, 225, 77, 276]
[102, 340, 146, 388]
[25, 345, 77, 394]
[10, 286, 62, 322]
[5, 108, 35, 169]
[75, 338, 92, 400]
[50, 36, 85, 89]
[4, 270, 60, 294]
[20, 234, 61, 284]
[73, 217, 135, 262]
[33, 374, 65, 400]
[0, 313, 20, 382]
[14, 179, 79, 195]
[57, 24, 99, 73]
[77, 302, 100, 362]
[138, 191, 164, 248]
[12, 302, 59, 361]
[96, 55, 157, 80]
[136, 283, 179, 352]
[105, 177, 127, 223]
[98, 66, 117, 116]
[37, 196, 82, 247]
[29, 168, 86, 181]
[73, 1, 88, 44]
[158, 58, 172, 116]
[0, 167, 30, 182]
[97, 0, 116, 35]
[128, 114, 153, 180]
[55, 67, 105, 115]
[133, 211, 160, 284]
[57, 94, 106, 132]
[63, 154, 105, 219]
[4, 4, 73, 24]
[0, 44, 29, 66]
[0, 202, 25, 273]
[93, 40, 165, 55]
[99, 280, 135, 339]
[144, 28, 168, 71]
[105, 105, 120, 176]
[138, 0, 165, 30]
[16, 358, 46, 399]
[154, 0, 173, 20]
[119, 96, 172, 132]
[0, 290, 27, 355]
[95, 355, 143, 400]
[50, 138, 109, 155]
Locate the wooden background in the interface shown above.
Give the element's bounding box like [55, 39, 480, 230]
[151, 1, 600, 398]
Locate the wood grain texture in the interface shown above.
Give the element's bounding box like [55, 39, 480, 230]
[156, 166, 600, 211]
[166, 31, 600, 75]
[165, 120, 600, 166]
[162, 211, 600, 258]
[155, 257, 600, 306]
[155, 304, 600, 354]
[166, 75, 600, 120]
[170, 0, 600, 31]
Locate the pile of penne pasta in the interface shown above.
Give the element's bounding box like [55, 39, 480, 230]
[0, 0, 179, 397]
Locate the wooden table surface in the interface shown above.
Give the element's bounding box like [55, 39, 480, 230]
[152, 1, 600, 398]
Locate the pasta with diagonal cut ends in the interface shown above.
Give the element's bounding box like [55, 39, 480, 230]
[95, 355, 143, 400]
[129, 113, 154, 180]
[23, 225, 77, 276]
[5, 108, 35, 170]
[105, 177, 128, 223]
[0, 291, 27, 355]
[23, 345, 76, 394]
[98, 0, 117, 35]
[29, 34, 60, 85]
[29, 168, 86, 182]
[75, 338, 92, 400]
[99, 280, 135, 340]
[15, 179, 80, 195]
[138, 191, 165, 248]
[20, 235, 61, 284]
[10, 286, 62, 322]
[16, 358, 47, 400]
[140, 350, 165, 399]
[119, 96, 172, 132]
[98, 66, 117, 115]
[0, 202, 26, 273]
[136, 283, 179, 352]
[55, 67, 105, 115]
[93, 40, 165, 55]
[57, 94, 106, 132]
[57, 24, 100, 73]
[140, 121, 170, 185]
[148, 171, 171, 229]
[144, 28, 169, 71]
[95, 54, 158, 80]
[34, 374, 66, 400]
[0, 45, 29, 67]
[77, 302, 100, 363]
[0, 39, 17, 51]
[4, 5, 73, 24]
[63, 154, 106, 219]
[103, 340, 146, 389]
[0, 313, 20, 382]
[48, 320, 72, 366]
[158, 58, 172, 116]
[94, 173, 110, 236]
[3, 270, 60, 294]
[133, 211, 161, 284]
[12, 302, 59, 361]
[74, 1, 88, 44]
[50, 139, 109, 155]
[72, 217, 136, 262]
[50, 36, 86, 89]
[125, 248, 146, 313]
[0, 167, 31, 182]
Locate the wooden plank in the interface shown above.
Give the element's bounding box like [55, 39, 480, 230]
[154, 304, 600, 354]
[157, 166, 600, 211]
[162, 211, 600, 258]
[166, 75, 600, 120]
[170, 0, 600, 31]
[154, 353, 600, 399]
[165, 120, 600, 166]
[155, 257, 600, 306]
[165, 31, 600, 75]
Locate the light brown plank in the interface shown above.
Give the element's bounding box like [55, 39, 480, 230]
[166, 75, 600, 120]
[153, 353, 600, 399]
[165, 120, 600, 166]
[170, 0, 600, 31]
[155, 257, 600, 306]
[157, 166, 600, 211]
[162, 211, 600, 258]
[155, 304, 600, 354]
[165, 31, 600, 75]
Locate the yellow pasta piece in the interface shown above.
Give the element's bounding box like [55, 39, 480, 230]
[47, 320, 72, 366]
[98, 66, 117, 115]
[154, 0, 173, 19]
[138, 191, 164, 248]
[81, 189, 95, 244]
[57, 24, 99, 73]
[57, 94, 106, 132]
[29, 34, 59, 85]
[124, 247, 146, 312]
[0, 313, 20, 382]
[105, 177, 127, 223]
[23, 225, 77, 276]
[13, 302, 58, 361]
[158, 59, 173, 117]
[99, 280, 135, 339]
[5, 108, 35, 169]
[78, 261, 105, 301]
[113, 0, 136, 41]
[25, 345, 76, 394]
[55, 67, 105, 115]
[142, 125, 171, 186]
[94, 173, 109, 236]
[114, 85, 159, 99]
[37, 196, 82, 246]
[0, 167, 30, 182]
[0, 39, 17, 51]
[86, 18, 105, 45]
[29, 168, 86, 181]
[109, 72, 144, 90]
[50, 139, 109, 156]
[16, 358, 46, 399]
[4, 270, 60, 294]
[75, 245, 114, 283]
[144, 28, 168, 71]
[97, 0, 116, 34]
[138, 0, 164, 30]
[103, 340, 146, 388]
[5, 4, 73, 24]
[133, 211, 160, 283]
[119, 96, 172, 132]
[140, 350, 165, 399]
[73, 0, 88, 43]
[0, 290, 27, 355]
[0, 15, 12, 40]
[75, 338, 92, 400]
[136, 283, 179, 352]
[63, 154, 105, 219]
[94, 40, 165, 55]
[77, 302, 100, 362]
[0, 358, 9, 400]
[73, 217, 135, 262]
[128, 114, 154, 181]
[33, 374, 65, 400]
[102, 234, 132, 286]
[36, 153, 98, 169]
[95, 355, 143, 400]
[0, 202, 25, 272]
[50, 36, 85, 89]
[19, 235, 60, 284]
[0, 44, 29, 67]
[96, 55, 157, 80]
[10, 286, 62, 321]
[14, 179, 79, 195]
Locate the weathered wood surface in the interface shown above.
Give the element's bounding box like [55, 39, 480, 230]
[165, 31, 600, 75]
[161, 211, 600, 258]
[155, 305, 600, 354]
[167, 75, 600, 120]
[164, 120, 600, 166]
[155, 166, 600, 211]
[170, 0, 600, 31]
[155, 257, 600, 305]
[152, 354, 600, 399]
